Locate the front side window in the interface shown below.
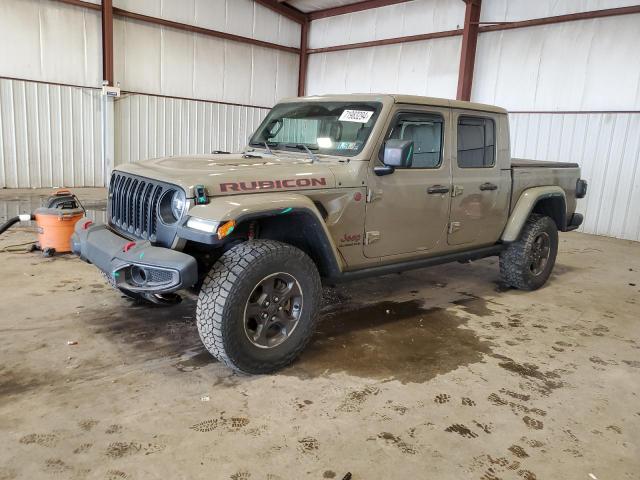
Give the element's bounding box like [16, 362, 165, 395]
[457, 116, 496, 168]
[386, 112, 444, 168]
[250, 101, 382, 157]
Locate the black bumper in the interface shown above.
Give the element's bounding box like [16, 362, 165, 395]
[71, 218, 198, 294]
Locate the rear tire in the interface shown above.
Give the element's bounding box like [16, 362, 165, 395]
[196, 240, 321, 374]
[499, 214, 558, 290]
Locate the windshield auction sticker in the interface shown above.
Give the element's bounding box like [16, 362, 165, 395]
[339, 110, 374, 123]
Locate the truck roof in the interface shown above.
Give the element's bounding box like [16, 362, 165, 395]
[280, 93, 507, 115]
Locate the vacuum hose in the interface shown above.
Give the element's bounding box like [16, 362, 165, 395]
[0, 214, 34, 235]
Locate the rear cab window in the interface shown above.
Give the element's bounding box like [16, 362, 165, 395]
[457, 116, 495, 168]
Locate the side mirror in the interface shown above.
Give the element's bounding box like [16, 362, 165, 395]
[265, 119, 283, 139]
[383, 139, 413, 168]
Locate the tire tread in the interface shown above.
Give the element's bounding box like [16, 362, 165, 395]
[196, 240, 321, 374]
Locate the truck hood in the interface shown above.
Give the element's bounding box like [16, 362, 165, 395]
[117, 153, 339, 197]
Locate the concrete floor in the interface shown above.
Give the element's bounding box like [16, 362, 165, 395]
[0, 188, 639, 480]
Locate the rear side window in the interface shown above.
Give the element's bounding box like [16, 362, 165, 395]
[457, 116, 495, 168]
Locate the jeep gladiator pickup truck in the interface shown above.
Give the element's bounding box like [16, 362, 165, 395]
[72, 94, 587, 374]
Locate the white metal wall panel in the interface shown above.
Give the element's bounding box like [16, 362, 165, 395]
[481, 0, 640, 23]
[0, 0, 102, 88]
[306, 35, 461, 98]
[472, 14, 640, 111]
[309, 0, 465, 49]
[509, 112, 640, 241]
[113, 17, 300, 107]
[0, 78, 104, 188]
[113, 0, 301, 48]
[114, 93, 269, 166]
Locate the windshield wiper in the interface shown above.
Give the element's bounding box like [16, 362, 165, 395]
[263, 142, 274, 155]
[248, 141, 278, 155]
[283, 143, 319, 163]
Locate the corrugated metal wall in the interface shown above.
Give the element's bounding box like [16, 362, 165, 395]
[113, 18, 299, 107]
[0, 0, 298, 189]
[308, 0, 464, 49]
[510, 112, 640, 242]
[472, 15, 640, 111]
[113, 0, 301, 48]
[114, 93, 269, 166]
[0, 78, 104, 188]
[0, 0, 102, 88]
[306, 0, 463, 99]
[306, 36, 461, 99]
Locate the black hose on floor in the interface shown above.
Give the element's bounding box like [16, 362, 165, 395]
[0, 214, 34, 235]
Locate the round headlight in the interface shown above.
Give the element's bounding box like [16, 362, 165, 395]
[159, 189, 186, 225]
[171, 190, 186, 220]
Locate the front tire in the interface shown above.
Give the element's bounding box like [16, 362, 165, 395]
[499, 214, 558, 290]
[196, 240, 321, 374]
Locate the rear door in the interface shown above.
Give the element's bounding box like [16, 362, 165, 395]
[364, 106, 452, 258]
[448, 111, 510, 246]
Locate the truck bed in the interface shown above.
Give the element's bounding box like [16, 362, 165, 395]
[510, 158, 581, 217]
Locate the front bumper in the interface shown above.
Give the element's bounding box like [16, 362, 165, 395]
[71, 218, 198, 294]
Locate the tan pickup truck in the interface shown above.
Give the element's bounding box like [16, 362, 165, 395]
[72, 94, 587, 374]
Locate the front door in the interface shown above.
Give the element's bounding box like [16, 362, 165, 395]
[448, 111, 510, 246]
[364, 107, 452, 258]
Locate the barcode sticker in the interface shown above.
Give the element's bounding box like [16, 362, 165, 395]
[339, 110, 374, 123]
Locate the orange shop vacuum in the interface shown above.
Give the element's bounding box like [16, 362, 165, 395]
[0, 189, 85, 256]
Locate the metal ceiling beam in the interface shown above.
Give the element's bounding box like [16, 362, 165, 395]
[478, 4, 640, 32]
[101, 0, 114, 86]
[308, 0, 413, 20]
[307, 3, 640, 55]
[306, 28, 461, 54]
[456, 0, 481, 101]
[54, 0, 100, 11]
[253, 0, 307, 24]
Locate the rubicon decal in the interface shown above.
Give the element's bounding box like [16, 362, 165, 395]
[220, 178, 327, 192]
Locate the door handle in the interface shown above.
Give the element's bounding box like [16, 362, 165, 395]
[427, 185, 450, 194]
[479, 182, 498, 191]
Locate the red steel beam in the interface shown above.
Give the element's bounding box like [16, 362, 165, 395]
[306, 28, 462, 54]
[297, 20, 309, 96]
[254, 0, 307, 24]
[456, 0, 481, 101]
[54, 0, 101, 11]
[309, 0, 413, 20]
[112, 8, 300, 54]
[49, 0, 300, 53]
[102, 0, 114, 86]
[307, 4, 640, 55]
[479, 4, 640, 33]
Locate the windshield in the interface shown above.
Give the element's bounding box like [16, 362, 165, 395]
[249, 101, 382, 157]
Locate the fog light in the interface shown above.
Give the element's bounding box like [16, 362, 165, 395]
[131, 266, 148, 285]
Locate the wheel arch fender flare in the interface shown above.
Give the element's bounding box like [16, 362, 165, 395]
[501, 186, 567, 242]
[188, 193, 344, 277]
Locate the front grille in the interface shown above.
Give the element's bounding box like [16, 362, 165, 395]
[109, 172, 164, 241]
